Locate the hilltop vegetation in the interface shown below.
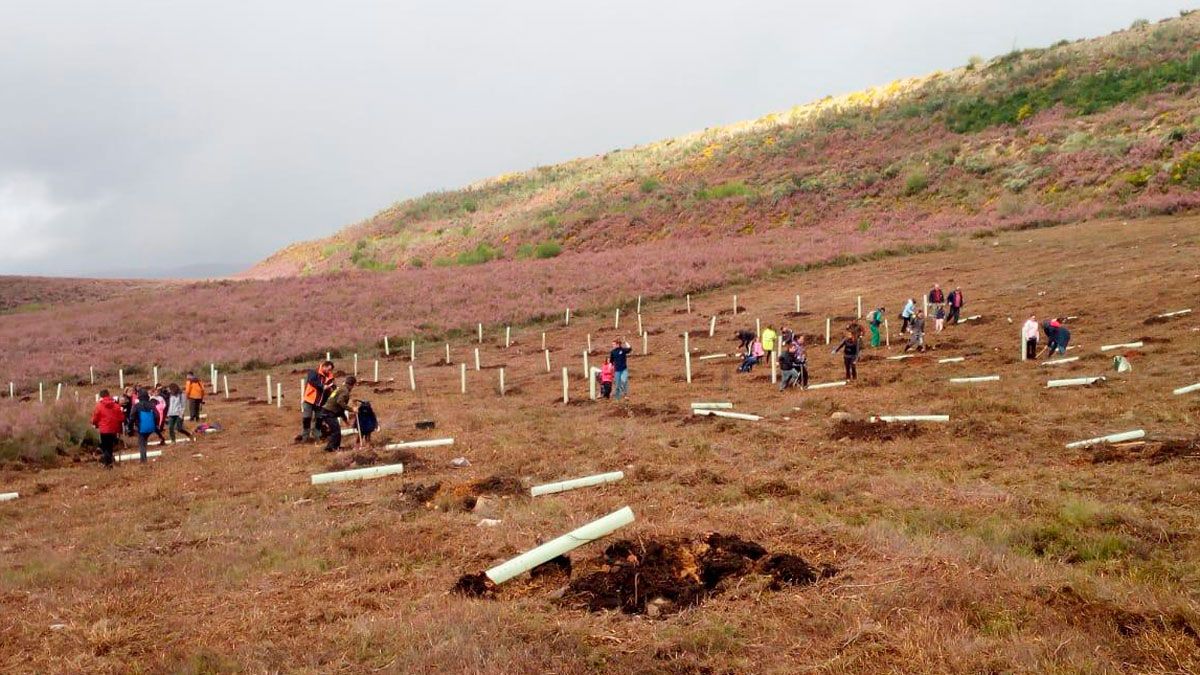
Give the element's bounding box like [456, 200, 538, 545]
[253, 12, 1200, 277]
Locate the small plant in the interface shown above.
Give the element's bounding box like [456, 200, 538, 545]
[1169, 150, 1200, 187]
[409, 257, 424, 268]
[515, 243, 535, 259]
[696, 181, 753, 200]
[457, 243, 500, 266]
[903, 171, 929, 196]
[639, 177, 661, 193]
[1129, 18, 1149, 30]
[966, 54, 983, 70]
[462, 199, 478, 213]
[533, 240, 562, 259]
[857, 219, 871, 233]
[1120, 166, 1155, 190]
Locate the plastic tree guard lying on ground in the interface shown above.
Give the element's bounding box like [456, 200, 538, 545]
[1099, 342, 1143, 351]
[1065, 429, 1145, 449]
[868, 415, 950, 423]
[0, 492, 17, 501]
[692, 409, 763, 421]
[116, 450, 162, 462]
[384, 438, 454, 450]
[690, 402, 732, 410]
[1041, 357, 1080, 366]
[1046, 376, 1105, 388]
[311, 463, 404, 485]
[530, 471, 625, 497]
[806, 381, 847, 390]
[948, 375, 1000, 383]
[485, 506, 635, 585]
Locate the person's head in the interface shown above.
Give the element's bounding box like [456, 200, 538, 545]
[612, 339, 621, 348]
[934, 283, 940, 289]
[787, 342, 797, 352]
[186, 372, 195, 380]
[604, 357, 611, 364]
[344, 376, 357, 389]
[320, 360, 334, 374]
[99, 388, 110, 398]
[137, 388, 149, 399]
[168, 383, 181, 395]
[955, 286, 961, 291]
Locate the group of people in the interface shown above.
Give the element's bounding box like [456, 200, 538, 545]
[731, 283, 972, 388]
[1022, 315, 1073, 359]
[298, 361, 377, 451]
[89, 373, 207, 467]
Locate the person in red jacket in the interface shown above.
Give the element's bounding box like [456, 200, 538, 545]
[91, 389, 125, 468]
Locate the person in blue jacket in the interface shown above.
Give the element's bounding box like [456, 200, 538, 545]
[610, 338, 633, 400]
[133, 389, 159, 463]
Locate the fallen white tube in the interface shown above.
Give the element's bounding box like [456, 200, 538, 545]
[806, 381, 847, 390]
[310, 462, 404, 485]
[341, 428, 359, 436]
[1100, 342, 1143, 351]
[1065, 429, 1145, 449]
[1156, 309, 1192, 318]
[949, 375, 1000, 383]
[938, 357, 965, 364]
[1173, 383, 1200, 396]
[690, 402, 733, 409]
[384, 438, 454, 450]
[697, 353, 727, 361]
[147, 437, 194, 447]
[692, 409, 763, 421]
[886, 354, 915, 361]
[1046, 376, 1105, 388]
[530, 471, 625, 497]
[0, 492, 17, 502]
[1041, 357, 1080, 366]
[485, 506, 635, 585]
[116, 450, 162, 462]
[959, 315, 983, 322]
[869, 415, 950, 423]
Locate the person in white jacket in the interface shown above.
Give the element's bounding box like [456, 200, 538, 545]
[1022, 315, 1039, 360]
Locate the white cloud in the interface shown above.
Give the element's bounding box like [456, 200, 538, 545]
[0, 174, 66, 264]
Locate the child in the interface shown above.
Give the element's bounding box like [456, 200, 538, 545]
[151, 387, 168, 444]
[738, 338, 765, 373]
[832, 332, 860, 380]
[934, 304, 946, 332]
[351, 398, 378, 446]
[133, 389, 158, 463]
[599, 358, 615, 399]
[165, 383, 193, 444]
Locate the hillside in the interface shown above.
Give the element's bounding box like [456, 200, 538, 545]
[252, 12, 1200, 278]
[2, 216, 1198, 672]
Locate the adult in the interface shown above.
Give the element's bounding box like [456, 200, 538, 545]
[903, 310, 926, 353]
[734, 329, 755, 352]
[91, 389, 125, 468]
[947, 287, 965, 325]
[299, 360, 335, 443]
[1051, 318, 1071, 354]
[610, 338, 633, 400]
[184, 372, 205, 422]
[132, 389, 159, 463]
[832, 331, 861, 381]
[760, 325, 778, 366]
[778, 342, 803, 391]
[319, 376, 356, 452]
[166, 383, 193, 444]
[928, 284, 945, 307]
[1022, 314, 1039, 360]
[900, 298, 916, 334]
[868, 307, 885, 348]
[1042, 318, 1059, 356]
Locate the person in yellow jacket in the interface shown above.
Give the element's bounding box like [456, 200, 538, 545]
[760, 326, 778, 366]
[183, 373, 205, 422]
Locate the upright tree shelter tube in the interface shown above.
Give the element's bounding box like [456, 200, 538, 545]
[544, 349, 551, 373]
[683, 332, 692, 384]
[460, 364, 467, 394]
[408, 364, 416, 391]
[384, 335, 390, 355]
[484, 506, 635, 585]
[562, 367, 569, 404]
[686, 294, 691, 314]
[223, 375, 229, 398]
[708, 315, 716, 337]
[276, 382, 282, 408]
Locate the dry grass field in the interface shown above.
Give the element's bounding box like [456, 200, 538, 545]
[1, 215, 1198, 673]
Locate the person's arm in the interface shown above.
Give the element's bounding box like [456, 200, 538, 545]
[91, 406, 101, 428]
[832, 340, 844, 354]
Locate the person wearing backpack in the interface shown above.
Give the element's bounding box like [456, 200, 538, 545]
[166, 383, 193, 444]
[133, 389, 159, 463]
[319, 376, 356, 452]
[91, 389, 125, 468]
[868, 307, 885, 348]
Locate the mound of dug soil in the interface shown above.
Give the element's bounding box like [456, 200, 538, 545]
[1089, 437, 1200, 465]
[830, 419, 923, 442]
[561, 533, 834, 616]
[326, 448, 421, 472]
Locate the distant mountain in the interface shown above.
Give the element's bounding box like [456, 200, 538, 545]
[249, 12, 1200, 278]
[78, 261, 250, 280]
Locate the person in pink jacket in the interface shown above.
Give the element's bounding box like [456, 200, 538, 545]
[599, 358, 615, 399]
[738, 338, 765, 373]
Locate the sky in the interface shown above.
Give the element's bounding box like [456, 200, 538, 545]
[0, 1, 1189, 278]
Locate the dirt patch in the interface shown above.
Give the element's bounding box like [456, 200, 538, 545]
[744, 479, 799, 499]
[530, 555, 572, 579]
[371, 387, 396, 394]
[675, 468, 728, 486]
[1089, 437, 1200, 465]
[830, 419, 923, 442]
[452, 572, 494, 597]
[606, 403, 675, 419]
[246, 400, 269, 406]
[786, 311, 813, 318]
[1135, 335, 1171, 344]
[398, 481, 441, 505]
[560, 533, 833, 616]
[326, 448, 421, 472]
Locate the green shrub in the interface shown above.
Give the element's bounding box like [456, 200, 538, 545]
[0, 400, 98, 466]
[1169, 150, 1200, 187]
[433, 256, 455, 267]
[903, 171, 929, 196]
[534, 240, 562, 259]
[639, 177, 661, 193]
[515, 243, 534, 259]
[1120, 166, 1155, 189]
[409, 257, 424, 268]
[696, 181, 753, 200]
[462, 199, 478, 213]
[857, 219, 871, 233]
[456, 243, 500, 266]
[349, 239, 395, 271]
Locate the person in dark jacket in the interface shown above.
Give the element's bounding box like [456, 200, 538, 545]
[319, 376, 356, 452]
[610, 338, 633, 400]
[928, 284, 945, 307]
[734, 329, 756, 352]
[1052, 318, 1071, 354]
[91, 389, 125, 468]
[832, 332, 861, 380]
[1042, 318, 1059, 356]
[133, 389, 159, 463]
[947, 287, 965, 325]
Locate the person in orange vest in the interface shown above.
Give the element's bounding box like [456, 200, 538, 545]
[184, 372, 206, 422]
[298, 360, 335, 443]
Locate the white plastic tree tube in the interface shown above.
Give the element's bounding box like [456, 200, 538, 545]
[562, 367, 569, 404]
[869, 415, 949, 423]
[807, 381, 847, 390]
[1041, 357, 1080, 366]
[683, 332, 692, 384]
[708, 315, 716, 337]
[148, 437, 193, 447]
[311, 462, 404, 485]
[460, 363, 467, 394]
[948, 375, 1000, 383]
[1173, 383, 1200, 395]
[408, 364, 416, 391]
[1065, 429, 1145, 449]
[276, 382, 282, 408]
[384, 335, 390, 355]
[886, 354, 915, 361]
[505, 326, 511, 348]
[1100, 342, 1143, 352]
[386, 437, 456, 446]
[825, 317, 831, 345]
[530, 471, 625, 497]
[544, 349, 551, 372]
[959, 315, 982, 323]
[686, 294, 692, 313]
[614, 308, 620, 330]
[474, 348, 481, 371]
[485, 506, 635, 585]
[0, 492, 18, 502]
[691, 402, 733, 409]
[478, 323, 483, 343]
[117, 450, 163, 461]
[341, 427, 359, 436]
[1046, 376, 1105, 388]
[938, 357, 965, 364]
[697, 353, 727, 361]
[1156, 309, 1191, 318]
[693, 409, 762, 421]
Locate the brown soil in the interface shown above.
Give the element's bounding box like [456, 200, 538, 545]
[830, 419, 924, 441]
[1089, 437, 1200, 465]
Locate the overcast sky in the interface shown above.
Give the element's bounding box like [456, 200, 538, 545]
[0, 1, 1188, 278]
